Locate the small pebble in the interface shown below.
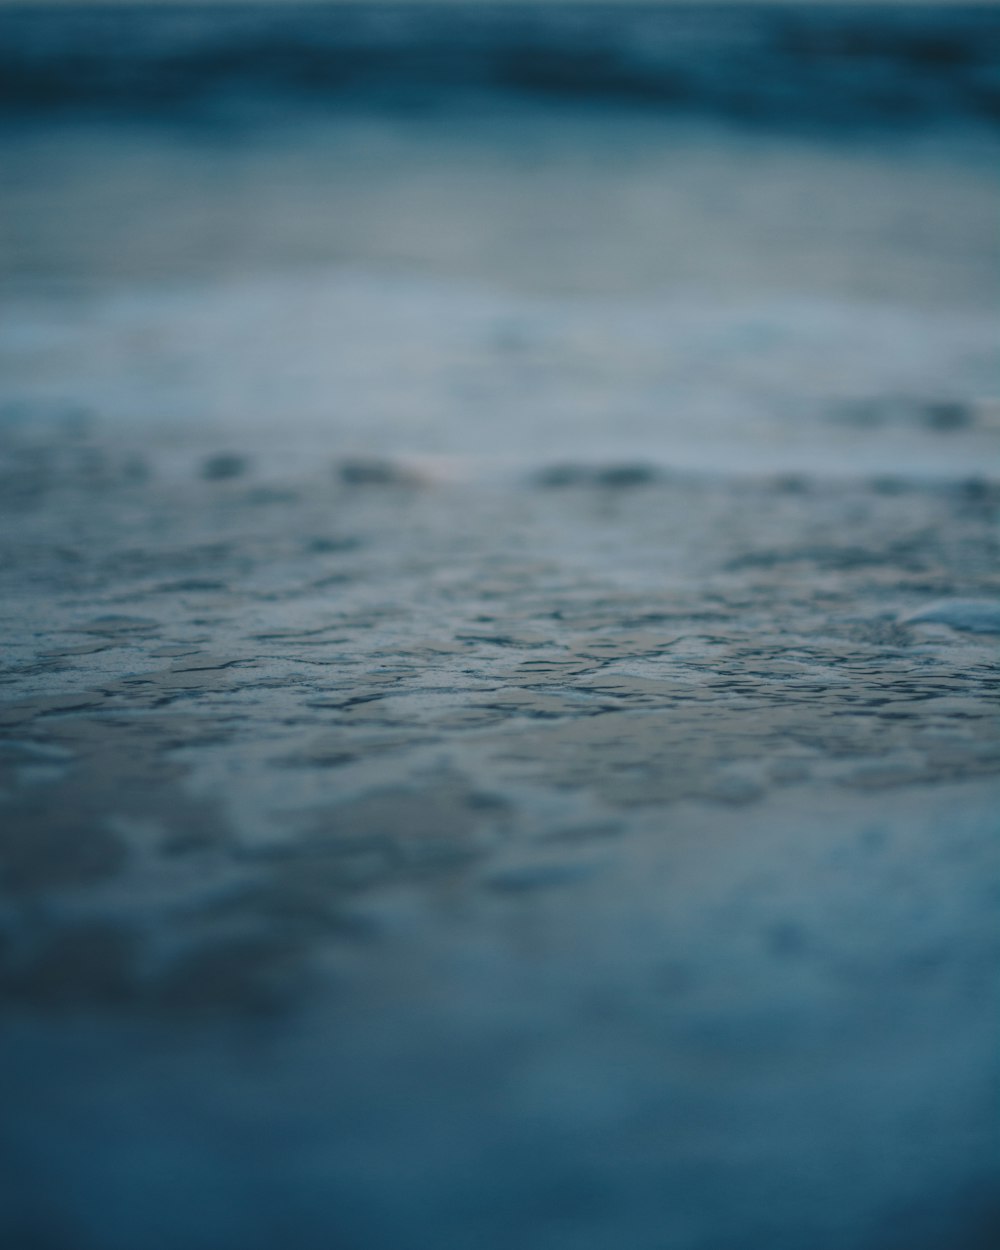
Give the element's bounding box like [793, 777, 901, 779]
[201, 453, 248, 481]
[534, 462, 660, 489]
[922, 400, 972, 431]
[337, 458, 423, 487]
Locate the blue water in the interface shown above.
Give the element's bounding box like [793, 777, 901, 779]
[1, 3, 998, 128]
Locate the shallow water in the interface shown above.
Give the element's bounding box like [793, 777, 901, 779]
[2, 453, 999, 1250]
[3, 106, 998, 482]
[1, 5, 999, 1250]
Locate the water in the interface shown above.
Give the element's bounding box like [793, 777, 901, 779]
[2, 2, 999, 126]
[2, 6, 999, 481]
[3, 108, 998, 481]
[1, 6, 999, 1250]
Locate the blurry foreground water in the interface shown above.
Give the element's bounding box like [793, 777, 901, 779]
[1, 5, 999, 1250]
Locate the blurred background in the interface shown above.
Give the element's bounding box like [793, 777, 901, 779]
[2, 0, 998, 478]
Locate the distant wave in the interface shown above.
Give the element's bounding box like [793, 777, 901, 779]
[1, 3, 998, 127]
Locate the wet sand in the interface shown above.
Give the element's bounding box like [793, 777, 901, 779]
[1, 6, 999, 1246]
[1, 434, 998, 1248]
